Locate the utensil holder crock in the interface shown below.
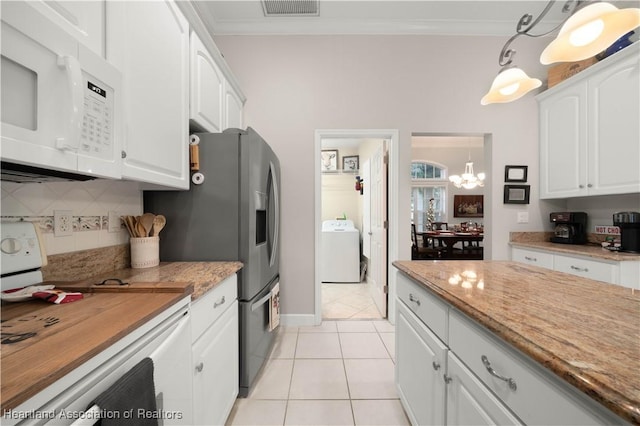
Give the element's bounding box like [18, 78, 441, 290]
[130, 236, 159, 268]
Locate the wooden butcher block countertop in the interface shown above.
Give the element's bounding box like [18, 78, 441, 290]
[1, 290, 190, 412]
[1, 261, 243, 412]
[393, 260, 640, 424]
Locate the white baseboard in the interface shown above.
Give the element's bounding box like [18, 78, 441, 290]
[280, 314, 318, 327]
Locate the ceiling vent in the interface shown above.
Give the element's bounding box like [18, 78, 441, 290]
[261, 0, 319, 16]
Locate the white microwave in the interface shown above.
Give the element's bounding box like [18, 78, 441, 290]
[1, 1, 122, 180]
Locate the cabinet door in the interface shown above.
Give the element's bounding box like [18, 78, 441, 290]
[224, 82, 244, 130]
[396, 299, 447, 426]
[553, 254, 617, 284]
[510, 247, 554, 270]
[587, 49, 640, 196]
[190, 31, 224, 133]
[27, 0, 105, 57]
[446, 353, 523, 426]
[192, 300, 239, 426]
[107, 0, 190, 189]
[539, 83, 588, 199]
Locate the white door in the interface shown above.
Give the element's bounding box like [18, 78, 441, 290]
[369, 143, 388, 316]
[362, 160, 371, 258]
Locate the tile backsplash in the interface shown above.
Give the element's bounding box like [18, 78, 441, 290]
[1, 179, 142, 255]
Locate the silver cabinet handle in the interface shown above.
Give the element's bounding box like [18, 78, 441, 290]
[524, 256, 537, 262]
[409, 293, 421, 306]
[481, 355, 517, 391]
[579, 184, 585, 189]
[587, 184, 593, 188]
[214, 295, 226, 309]
[570, 265, 588, 273]
[195, 362, 204, 373]
[432, 360, 441, 371]
[443, 374, 452, 384]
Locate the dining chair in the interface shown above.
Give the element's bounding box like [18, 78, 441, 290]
[432, 222, 448, 231]
[411, 224, 439, 259]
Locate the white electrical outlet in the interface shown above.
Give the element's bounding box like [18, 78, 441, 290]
[54, 210, 74, 236]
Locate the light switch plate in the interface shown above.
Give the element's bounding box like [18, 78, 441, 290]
[517, 211, 529, 224]
[108, 211, 121, 233]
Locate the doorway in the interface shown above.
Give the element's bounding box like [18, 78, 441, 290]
[314, 129, 399, 325]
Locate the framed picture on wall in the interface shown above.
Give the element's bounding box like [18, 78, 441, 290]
[453, 195, 484, 218]
[504, 165, 528, 182]
[342, 155, 359, 172]
[321, 150, 338, 172]
[503, 185, 530, 204]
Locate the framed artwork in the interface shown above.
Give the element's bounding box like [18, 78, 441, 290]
[504, 185, 530, 204]
[342, 155, 359, 172]
[504, 165, 528, 182]
[453, 195, 484, 218]
[321, 150, 338, 172]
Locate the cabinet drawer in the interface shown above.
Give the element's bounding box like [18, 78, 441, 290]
[449, 311, 615, 425]
[191, 274, 237, 342]
[511, 247, 554, 269]
[396, 273, 448, 342]
[553, 254, 616, 284]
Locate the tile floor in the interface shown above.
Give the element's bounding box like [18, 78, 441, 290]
[226, 320, 409, 426]
[321, 283, 384, 320]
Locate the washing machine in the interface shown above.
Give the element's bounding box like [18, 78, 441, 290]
[321, 219, 360, 283]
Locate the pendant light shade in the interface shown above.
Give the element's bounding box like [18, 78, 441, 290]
[481, 67, 542, 105]
[540, 2, 640, 64]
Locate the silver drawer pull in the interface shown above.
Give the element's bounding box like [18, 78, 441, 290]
[570, 265, 588, 272]
[432, 360, 441, 371]
[409, 293, 421, 306]
[524, 256, 537, 262]
[214, 295, 226, 308]
[443, 374, 452, 384]
[195, 362, 204, 373]
[481, 355, 517, 391]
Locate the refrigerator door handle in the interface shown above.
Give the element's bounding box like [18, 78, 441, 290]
[251, 292, 271, 312]
[269, 161, 280, 268]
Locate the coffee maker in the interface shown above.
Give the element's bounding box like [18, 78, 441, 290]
[613, 211, 640, 253]
[550, 212, 588, 244]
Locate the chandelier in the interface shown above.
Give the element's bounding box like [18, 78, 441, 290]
[449, 155, 485, 189]
[481, 1, 640, 105]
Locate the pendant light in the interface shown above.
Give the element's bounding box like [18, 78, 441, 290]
[481, 0, 640, 105]
[481, 66, 542, 105]
[449, 154, 485, 190]
[540, 2, 640, 64]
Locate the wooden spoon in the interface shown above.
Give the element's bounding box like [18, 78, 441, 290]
[126, 216, 138, 237]
[140, 213, 155, 237]
[151, 215, 166, 237]
[136, 220, 146, 238]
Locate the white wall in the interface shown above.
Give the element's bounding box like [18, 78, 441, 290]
[215, 34, 552, 316]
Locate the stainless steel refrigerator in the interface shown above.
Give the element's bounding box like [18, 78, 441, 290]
[143, 127, 280, 397]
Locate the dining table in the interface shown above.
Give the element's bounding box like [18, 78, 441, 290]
[418, 230, 484, 258]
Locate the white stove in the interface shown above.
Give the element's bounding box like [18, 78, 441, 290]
[1, 221, 47, 292]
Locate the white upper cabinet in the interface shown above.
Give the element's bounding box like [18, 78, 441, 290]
[190, 31, 224, 133]
[225, 83, 244, 130]
[189, 31, 245, 133]
[538, 43, 640, 199]
[26, 0, 105, 57]
[107, 0, 190, 189]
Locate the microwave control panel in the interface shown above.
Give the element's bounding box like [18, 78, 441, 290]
[80, 74, 114, 160]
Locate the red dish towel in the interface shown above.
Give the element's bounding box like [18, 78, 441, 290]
[32, 289, 83, 304]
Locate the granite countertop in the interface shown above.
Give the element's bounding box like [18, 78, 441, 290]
[51, 261, 243, 300]
[393, 260, 640, 424]
[510, 240, 640, 262]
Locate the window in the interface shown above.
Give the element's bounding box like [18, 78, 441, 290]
[411, 161, 447, 232]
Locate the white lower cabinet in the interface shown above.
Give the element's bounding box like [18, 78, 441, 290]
[396, 300, 447, 425]
[191, 275, 239, 426]
[446, 353, 521, 426]
[396, 273, 621, 426]
[510, 246, 640, 289]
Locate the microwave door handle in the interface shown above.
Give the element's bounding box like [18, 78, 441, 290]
[56, 55, 84, 151]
